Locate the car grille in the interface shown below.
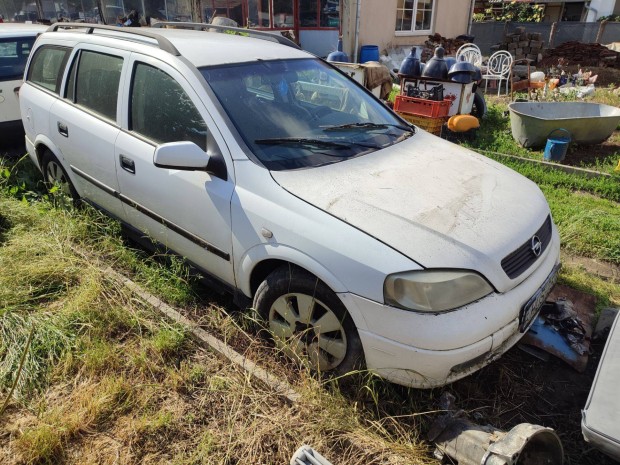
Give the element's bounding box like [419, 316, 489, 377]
[501, 215, 552, 279]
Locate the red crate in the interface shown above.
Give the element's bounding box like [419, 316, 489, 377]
[394, 95, 451, 118]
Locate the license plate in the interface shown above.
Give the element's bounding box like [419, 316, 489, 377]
[519, 263, 561, 332]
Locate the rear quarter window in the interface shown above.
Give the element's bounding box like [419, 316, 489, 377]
[0, 37, 36, 81]
[26, 45, 70, 93]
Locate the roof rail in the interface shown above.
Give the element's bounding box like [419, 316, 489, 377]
[151, 21, 301, 50]
[46, 23, 181, 56]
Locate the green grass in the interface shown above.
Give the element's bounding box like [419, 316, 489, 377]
[464, 93, 620, 174]
[544, 187, 620, 263]
[1, 156, 435, 465]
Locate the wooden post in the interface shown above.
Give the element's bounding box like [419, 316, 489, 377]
[596, 20, 608, 44]
[549, 21, 557, 48]
[34, 0, 45, 20]
[192, 0, 203, 23]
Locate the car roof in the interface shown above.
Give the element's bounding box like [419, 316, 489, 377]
[148, 28, 310, 67]
[39, 25, 311, 68]
[0, 23, 48, 38]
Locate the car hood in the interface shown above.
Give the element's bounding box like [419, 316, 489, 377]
[271, 131, 552, 292]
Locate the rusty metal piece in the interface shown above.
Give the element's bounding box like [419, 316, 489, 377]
[430, 393, 564, 465]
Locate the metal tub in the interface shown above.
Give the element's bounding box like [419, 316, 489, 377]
[508, 102, 620, 148]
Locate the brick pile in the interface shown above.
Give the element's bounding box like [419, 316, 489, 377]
[493, 27, 544, 63]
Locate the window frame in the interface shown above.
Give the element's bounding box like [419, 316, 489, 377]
[67, 48, 125, 123]
[128, 60, 209, 151]
[395, 0, 436, 36]
[25, 45, 71, 95]
[247, 0, 340, 31]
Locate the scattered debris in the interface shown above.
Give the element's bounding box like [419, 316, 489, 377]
[291, 446, 335, 465]
[429, 392, 564, 465]
[520, 285, 596, 372]
[542, 298, 588, 355]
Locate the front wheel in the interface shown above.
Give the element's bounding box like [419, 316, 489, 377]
[253, 265, 364, 377]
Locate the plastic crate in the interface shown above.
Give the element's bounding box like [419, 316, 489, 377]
[396, 111, 447, 136]
[394, 95, 451, 118]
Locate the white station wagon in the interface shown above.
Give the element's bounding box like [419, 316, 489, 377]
[20, 23, 560, 388]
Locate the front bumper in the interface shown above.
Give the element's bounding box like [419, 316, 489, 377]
[338, 228, 561, 388]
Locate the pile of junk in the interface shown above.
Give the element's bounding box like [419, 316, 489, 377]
[327, 42, 486, 139]
[392, 45, 486, 138]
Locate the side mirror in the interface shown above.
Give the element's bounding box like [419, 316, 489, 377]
[153, 141, 210, 171]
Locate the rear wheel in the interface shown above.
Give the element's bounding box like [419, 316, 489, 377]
[253, 265, 364, 377]
[41, 150, 79, 201]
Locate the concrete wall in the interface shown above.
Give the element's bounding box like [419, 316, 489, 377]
[342, 0, 472, 61]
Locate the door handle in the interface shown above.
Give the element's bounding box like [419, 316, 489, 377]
[119, 154, 135, 174]
[57, 122, 68, 137]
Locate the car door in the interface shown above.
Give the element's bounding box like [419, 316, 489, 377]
[50, 45, 128, 219]
[115, 54, 235, 285]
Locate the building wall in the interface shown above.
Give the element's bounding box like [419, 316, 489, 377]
[342, 0, 472, 61]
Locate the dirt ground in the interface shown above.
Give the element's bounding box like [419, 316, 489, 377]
[564, 132, 620, 168]
[181, 282, 617, 465]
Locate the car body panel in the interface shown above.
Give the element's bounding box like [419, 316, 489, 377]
[231, 158, 421, 304]
[272, 130, 551, 293]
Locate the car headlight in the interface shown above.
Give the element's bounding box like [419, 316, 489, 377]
[384, 270, 493, 312]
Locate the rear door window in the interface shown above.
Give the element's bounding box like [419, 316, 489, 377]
[130, 62, 207, 150]
[70, 50, 124, 121]
[26, 45, 70, 93]
[0, 37, 36, 81]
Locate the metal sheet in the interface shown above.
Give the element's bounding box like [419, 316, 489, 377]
[582, 311, 620, 461]
[520, 284, 595, 372]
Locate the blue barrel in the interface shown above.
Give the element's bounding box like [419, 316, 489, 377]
[543, 128, 571, 162]
[360, 45, 379, 63]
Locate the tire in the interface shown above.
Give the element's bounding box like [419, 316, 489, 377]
[41, 150, 79, 201]
[253, 265, 364, 377]
[471, 90, 487, 119]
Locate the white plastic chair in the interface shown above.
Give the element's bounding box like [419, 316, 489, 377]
[482, 50, 513, 96]
[456, 43, 482, 67]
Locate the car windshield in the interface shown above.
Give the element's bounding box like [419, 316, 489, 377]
[200, 58, 413, 170]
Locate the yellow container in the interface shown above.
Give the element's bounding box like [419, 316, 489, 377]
[396, 111, 447, 136]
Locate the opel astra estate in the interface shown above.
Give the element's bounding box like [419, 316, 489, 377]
[20, 23, 560, 388]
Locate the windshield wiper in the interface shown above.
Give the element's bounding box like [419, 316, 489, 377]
[322, 122, 414, 133]
[255, 137, 350, 149]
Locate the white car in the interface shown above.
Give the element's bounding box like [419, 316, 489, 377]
[0, 23, 47, 136]
[20, 23, 560, 388]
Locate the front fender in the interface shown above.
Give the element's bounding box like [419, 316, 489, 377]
[237, 242, 348, 297]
